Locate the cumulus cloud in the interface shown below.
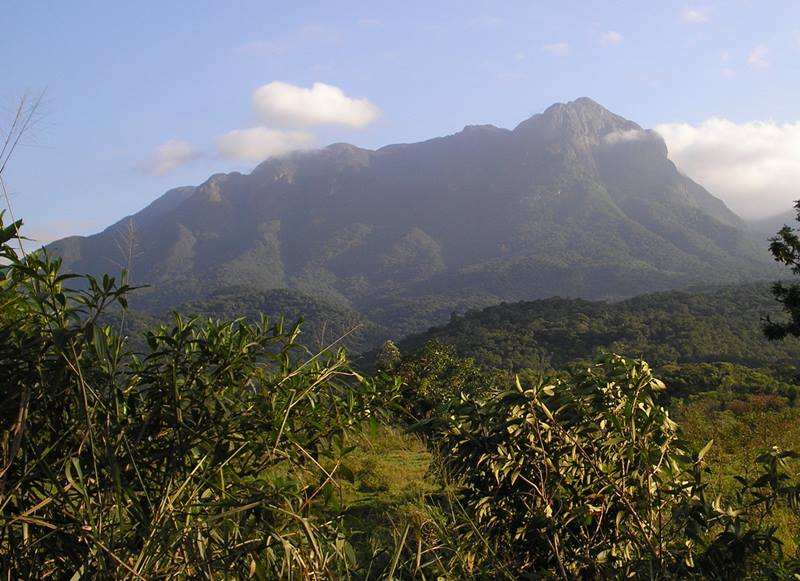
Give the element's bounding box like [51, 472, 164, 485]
[748, 45, 769, 68]
[656, 118, 800, 218]
[603, 129, 652, 144]
[217, 127, 317, 162]
[681, 7, 708, 23]
[543, 42, 570, 56]
[252, 81, 380, 128]
[601, 31, 623, 44]
[138, 140, 200, 176]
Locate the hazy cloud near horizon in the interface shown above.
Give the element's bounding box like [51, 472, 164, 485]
[217, 127, 317, 161]
[656, 118, 800, 219]
[137, 140, 201, 176]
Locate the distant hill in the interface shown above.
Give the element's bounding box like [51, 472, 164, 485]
[173, 287, 387, 353]
[748, 207, 798, 242]
[390, 282, 800, 371]
[50, 98, 775, 337]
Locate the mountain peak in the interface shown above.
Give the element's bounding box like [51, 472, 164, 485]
[549, 96, 607, 115]
[567, 96, 605, 110]
[513, 97, 641, 148]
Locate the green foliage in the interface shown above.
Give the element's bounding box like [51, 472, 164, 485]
[0, 216, 395, 578]
[765, 200, 800, 340]
[410, 356, 800, 579]
[374, 340, 401, 372]
[4, 204, 800, 579]
[393, 340, 499, 420]
[659, 362, 800, 403]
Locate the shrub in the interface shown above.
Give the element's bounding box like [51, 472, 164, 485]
[0, 216, 393, 579]
[416, 355, 800, 579]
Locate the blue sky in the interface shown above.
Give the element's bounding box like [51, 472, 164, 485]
[3, 0, 800, 242]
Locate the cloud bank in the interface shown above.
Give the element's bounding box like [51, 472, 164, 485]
[139, 140, 200, 175]
[252, 81, 380, 128]
[656, 118, 800, 219]
[217, 127, 317, 162]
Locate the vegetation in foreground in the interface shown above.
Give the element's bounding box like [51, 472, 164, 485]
[3, 212, 800, 579]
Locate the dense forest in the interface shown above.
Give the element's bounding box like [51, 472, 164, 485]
[393, 282, 800, 369]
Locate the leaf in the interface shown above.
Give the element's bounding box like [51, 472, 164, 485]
[698, 439, 714, 462]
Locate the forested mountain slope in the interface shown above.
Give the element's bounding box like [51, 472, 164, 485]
[392, 282, 800, 371]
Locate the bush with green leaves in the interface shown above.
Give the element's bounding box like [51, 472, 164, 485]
[391, 340, 500, 421]
[0, 216, 395, 579]
[413, 355, 800, 579]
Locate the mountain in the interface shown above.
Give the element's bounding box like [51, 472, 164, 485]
[49, 98, 774, 339]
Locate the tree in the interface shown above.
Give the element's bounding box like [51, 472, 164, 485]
[375, 339, 401, 371]
[764, 200, 800, 339]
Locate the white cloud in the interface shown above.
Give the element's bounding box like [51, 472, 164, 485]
[252, 81, 380, 128]
[681, 7, 708, 23]
[543, 42, 570, 56]
[748, 45, 769, 68]
[721, 67, 736, 77]
[216, 127, 317, 162]
[656, 118, 800, 218]
[601, 31, 623, 44]
[138, 140, 200, 176]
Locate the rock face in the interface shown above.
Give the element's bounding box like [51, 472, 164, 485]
[49, 98, 771, 334]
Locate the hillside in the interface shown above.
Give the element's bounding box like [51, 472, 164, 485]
[391, 282, 800, 371]
[49, 98, 774, 335]
[104, 287, 388, 354]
